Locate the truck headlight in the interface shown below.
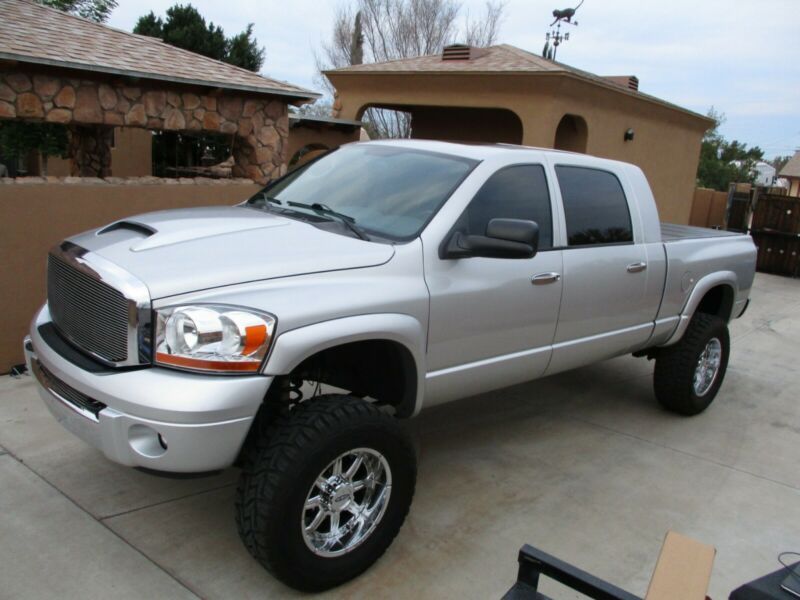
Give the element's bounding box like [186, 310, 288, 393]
[154, 305, 275, 373]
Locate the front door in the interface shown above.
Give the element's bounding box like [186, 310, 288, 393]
[423, 164, 563, 405]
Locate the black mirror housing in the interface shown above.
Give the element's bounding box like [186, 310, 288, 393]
[442, 218, 540, 259]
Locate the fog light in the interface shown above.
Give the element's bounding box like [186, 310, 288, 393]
[128, 424, 168, 458]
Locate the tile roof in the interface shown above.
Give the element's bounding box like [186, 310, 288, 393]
[779, 151, 800, 179]
[0, 0, 319, 100]
[327, 44, 710, 122]
[328, 44, 564, 74]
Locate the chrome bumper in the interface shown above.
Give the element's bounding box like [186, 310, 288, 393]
[25, 306, 272, 473]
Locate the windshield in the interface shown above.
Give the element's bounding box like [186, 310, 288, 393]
[246, 144, 478, 241]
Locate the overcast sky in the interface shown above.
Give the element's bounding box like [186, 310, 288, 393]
[108, 0, 800, 159]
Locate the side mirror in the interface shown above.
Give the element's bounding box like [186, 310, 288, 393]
[442, 218, 539, 259]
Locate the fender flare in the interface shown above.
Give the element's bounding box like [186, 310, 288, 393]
[661, 271, 738, 346]
[262, 313, 427, 417]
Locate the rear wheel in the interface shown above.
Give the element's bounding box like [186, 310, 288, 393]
[653, 313, 730, 415]
[235, 395, 416, 592]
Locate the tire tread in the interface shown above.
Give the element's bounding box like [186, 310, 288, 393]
[235, 395, 415, 591]
[654, 312, 729, 415]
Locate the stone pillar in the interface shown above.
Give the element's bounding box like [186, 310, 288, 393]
[69, 125, 113, 177]
[229, 99, 288, 184]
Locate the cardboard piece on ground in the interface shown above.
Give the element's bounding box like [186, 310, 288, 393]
[645, 531, 716, 600]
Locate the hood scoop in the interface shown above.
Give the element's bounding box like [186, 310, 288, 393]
[71, 205, 394, 298]
[98, 220, 157, 238]
[95, 208, 290, 252]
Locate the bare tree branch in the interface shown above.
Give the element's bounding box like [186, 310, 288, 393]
[463, 1, 505, 47]
[316, 0, 504, 138]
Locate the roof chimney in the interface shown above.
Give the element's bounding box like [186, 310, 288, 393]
[604, 75, 639, 91]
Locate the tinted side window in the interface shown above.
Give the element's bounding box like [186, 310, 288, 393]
[556, 166, 633, 246]
[462, 165, 553, 249]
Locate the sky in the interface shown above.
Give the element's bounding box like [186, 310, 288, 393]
[108, 0, 800, 159]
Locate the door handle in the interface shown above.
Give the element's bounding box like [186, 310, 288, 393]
[531, 272, 561, 285]
[626, 262, 647, 273]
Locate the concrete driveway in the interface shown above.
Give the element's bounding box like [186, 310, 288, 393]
[1, 273, 799, 599]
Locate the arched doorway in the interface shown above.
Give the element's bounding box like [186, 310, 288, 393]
[554, 114, 588, 153]
[355, 104, 524, 145]
[288, 143, 330, 169]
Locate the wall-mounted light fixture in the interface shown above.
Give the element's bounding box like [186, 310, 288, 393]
[624, 128, 635, 141]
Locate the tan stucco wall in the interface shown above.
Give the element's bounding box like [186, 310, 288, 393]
[46, 127, 153, 177]
[0, 181, 260, 372]
[790, 178, 800, 197]
[327, 72, 710, 224]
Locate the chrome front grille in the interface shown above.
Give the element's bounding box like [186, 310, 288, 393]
[48, 252, 130, 363]
[46, 241, 152, 367]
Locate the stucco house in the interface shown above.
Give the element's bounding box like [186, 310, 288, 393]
[324, 43, 714, 224]
[0, 0, 321, 182]
[778, 150, 800, 197]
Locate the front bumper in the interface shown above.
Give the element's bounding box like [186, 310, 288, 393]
[26, 306, 272, 473]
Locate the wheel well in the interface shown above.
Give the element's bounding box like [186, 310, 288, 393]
[287, 339, 418, 417]
[696, 285, 735, 321]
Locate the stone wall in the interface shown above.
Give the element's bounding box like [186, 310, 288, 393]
[0, 68, 289, 182]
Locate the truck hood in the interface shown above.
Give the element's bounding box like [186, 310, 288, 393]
[68, 206, 395, 299]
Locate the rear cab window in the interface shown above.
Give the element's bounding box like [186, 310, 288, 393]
[555, 166, 633, 246]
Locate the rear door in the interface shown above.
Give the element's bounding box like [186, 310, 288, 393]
[547, 164, 653, 374]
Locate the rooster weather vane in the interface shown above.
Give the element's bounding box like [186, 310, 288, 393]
[543, 0, 584, 61]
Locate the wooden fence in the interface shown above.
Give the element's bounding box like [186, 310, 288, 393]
[750, 193, 800, 278]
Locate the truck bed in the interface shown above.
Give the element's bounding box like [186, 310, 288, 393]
[661, 223, 743, 243]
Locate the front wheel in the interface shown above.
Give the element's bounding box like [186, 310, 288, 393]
[653, 313, 730, 415]
[235, 395, 416, 592]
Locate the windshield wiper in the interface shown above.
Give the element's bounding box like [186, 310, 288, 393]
[287, 201, 371, 241]
[249, 193, 285, 211]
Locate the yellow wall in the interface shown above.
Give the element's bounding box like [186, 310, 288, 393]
[327, 72, 711, 224]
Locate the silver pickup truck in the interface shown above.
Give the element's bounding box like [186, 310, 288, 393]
[24, 140, 756, 591]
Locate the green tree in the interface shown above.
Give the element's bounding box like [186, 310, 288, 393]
[225, 24, 265, 72]
[696, 108, 764, 191]
[38, 0, 118, 22]
[133, 11, 163, 38]
[134, 5, 264, 72]
[0, 121, 69, 177]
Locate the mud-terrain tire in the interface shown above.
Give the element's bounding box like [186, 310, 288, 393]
[235, 394, 416, 592]
[654, 313, 730, 416]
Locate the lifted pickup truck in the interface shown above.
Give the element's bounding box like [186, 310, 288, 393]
[25, 140, 756, 591]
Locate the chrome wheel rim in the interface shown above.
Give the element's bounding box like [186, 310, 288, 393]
[301, 448, 392, 558]
[693, 338, 722, 397]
